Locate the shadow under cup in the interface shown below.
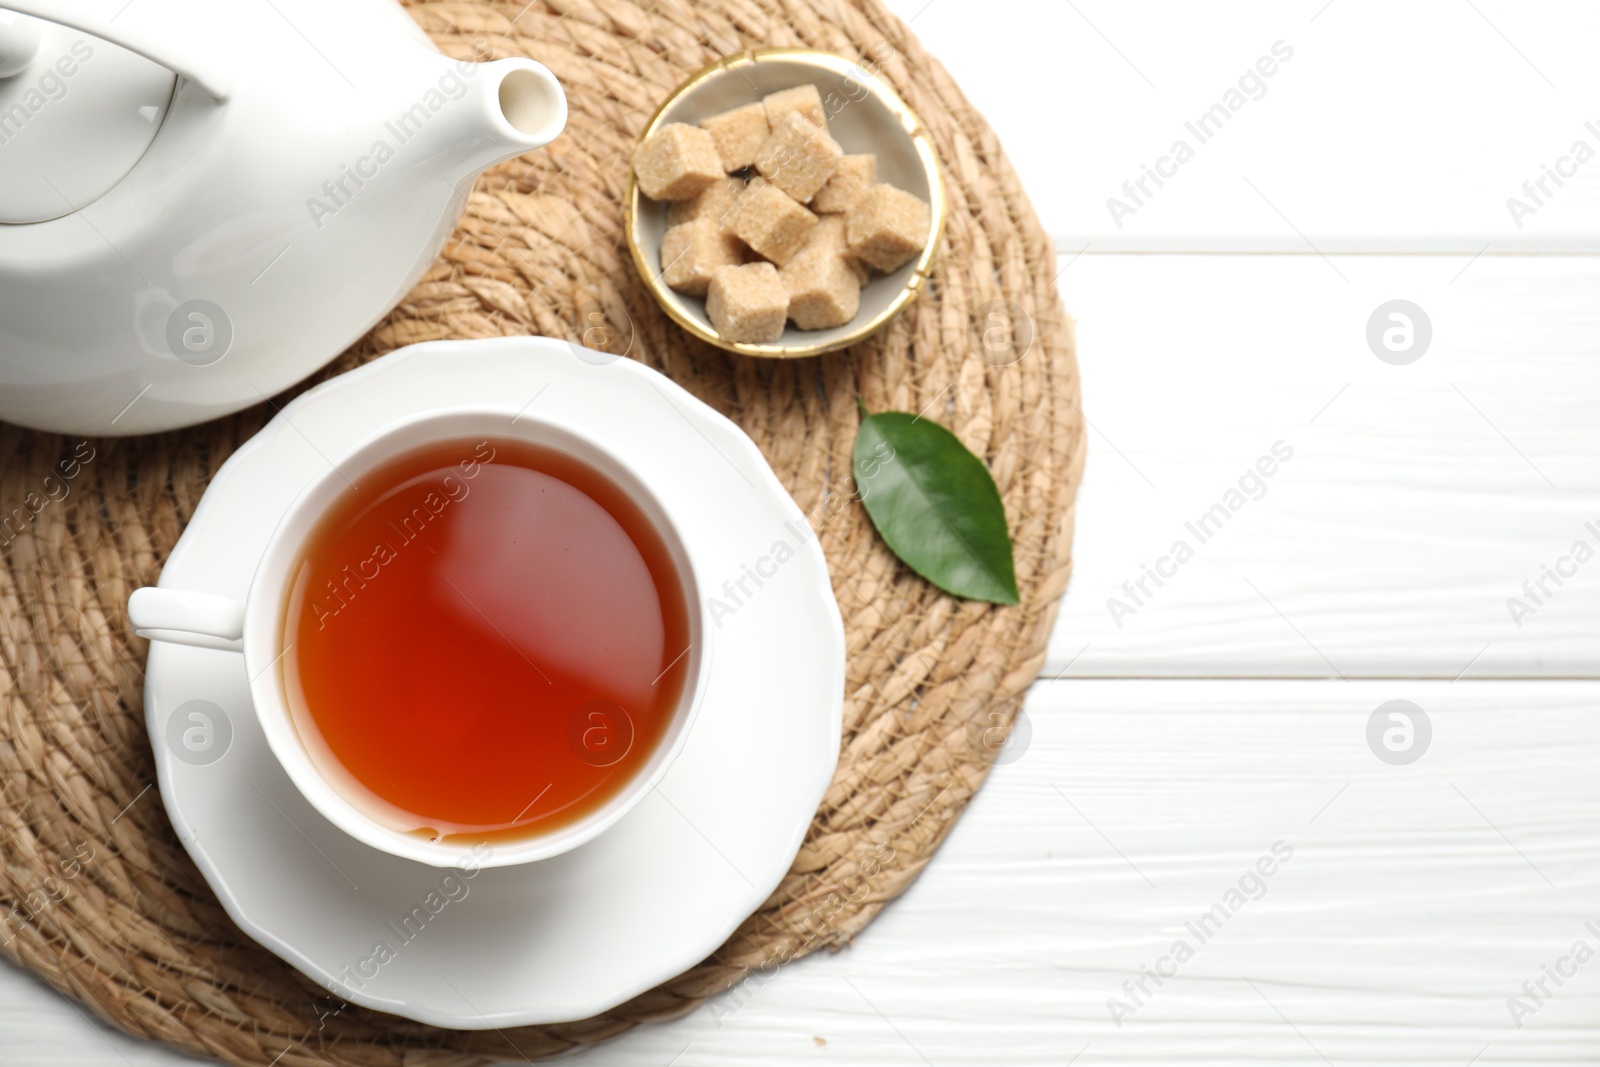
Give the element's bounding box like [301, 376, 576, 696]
[247, 411, 708, 869]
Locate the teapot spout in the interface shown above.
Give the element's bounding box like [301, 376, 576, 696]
[430, 56, 566, 184]
[493, 60, 567, 149]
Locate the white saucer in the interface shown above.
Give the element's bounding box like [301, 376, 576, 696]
[142, 337, 844, 1029]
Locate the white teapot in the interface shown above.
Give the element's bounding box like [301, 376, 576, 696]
[0, 0, 565, 435]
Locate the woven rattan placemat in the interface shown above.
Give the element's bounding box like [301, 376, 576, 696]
[0, 0, 1083, 1061]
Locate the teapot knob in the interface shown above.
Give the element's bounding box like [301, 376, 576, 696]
[0, 9, 41, 78]
[1, 0, 228, 99]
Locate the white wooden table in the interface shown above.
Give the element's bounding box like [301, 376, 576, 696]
[9, 1, 1600, 1062]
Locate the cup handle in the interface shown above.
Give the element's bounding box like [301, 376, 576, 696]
[128, 588, 245, 652]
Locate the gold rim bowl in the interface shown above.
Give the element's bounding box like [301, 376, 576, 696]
[623, 47, 947, 359]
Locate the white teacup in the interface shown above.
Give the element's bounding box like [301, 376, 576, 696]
[130, 409, 710, 869]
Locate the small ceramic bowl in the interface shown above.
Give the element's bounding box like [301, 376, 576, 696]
[624, 48, 946, 359]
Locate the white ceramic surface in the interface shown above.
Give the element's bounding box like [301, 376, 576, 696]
[131, 407, 715, 869]
[0, 0, 566, 436]
[0, 11, 176, 224]
[140, 337, 845, 1027]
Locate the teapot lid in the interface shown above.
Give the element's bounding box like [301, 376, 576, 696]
[0, 10, 177, 224]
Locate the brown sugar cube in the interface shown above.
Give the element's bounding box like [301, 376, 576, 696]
[753, 112, 843, 202]
[667, 176, 747, 234]
[633, 123, 723, 201]
[795, 215, 868, 284]
[699, 102, 770, 172]
[732, 181, 817, 266]
[811, 154, 877, 215]
[846, 184, 932, 273]
[780, 248, 861, 331]
[706, 263, 788, 343]
[762, 84, 827, 129]
[660, 218, 744, 298]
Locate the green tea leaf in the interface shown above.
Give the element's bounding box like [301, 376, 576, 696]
[853, 410, 1019, 605]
